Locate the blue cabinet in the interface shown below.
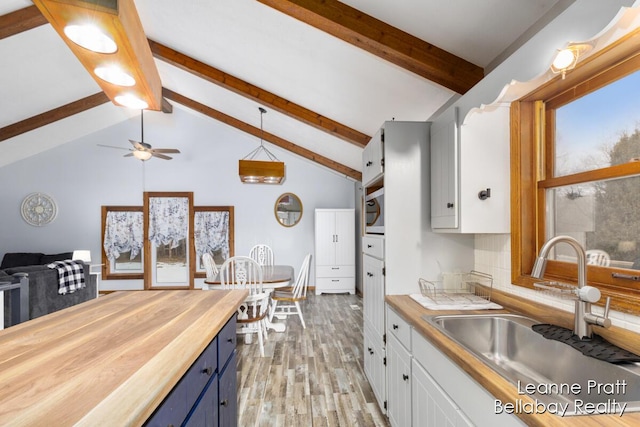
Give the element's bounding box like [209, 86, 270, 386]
[146, 315, 237, 427]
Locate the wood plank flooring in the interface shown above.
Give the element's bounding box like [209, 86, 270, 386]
[236, 293, 389, 427]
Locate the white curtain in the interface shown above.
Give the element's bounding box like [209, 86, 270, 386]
[148, 197, 190, 248]
[103, 211, 144, 261]
[194, 211, 230, 261]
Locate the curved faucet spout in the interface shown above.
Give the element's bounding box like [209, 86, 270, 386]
[531, 235, 587, 289]
[531, 235, 609, 339]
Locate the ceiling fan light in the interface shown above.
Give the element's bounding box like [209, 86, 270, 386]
[133, 150, 152, 161]
[95, 66, 136, 86]
[115, 94, 149, 109]
[63, 24, 117, 54]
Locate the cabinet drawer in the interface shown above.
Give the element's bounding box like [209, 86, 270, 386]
[316, 277, 355, 291]
[386, 305, 411, 351]
[218, 315, 237, 367]
[362, 235, 384, 259]
[316, 265, 355, 278]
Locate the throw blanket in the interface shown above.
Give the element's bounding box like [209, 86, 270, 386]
[47, 260, 86, 295]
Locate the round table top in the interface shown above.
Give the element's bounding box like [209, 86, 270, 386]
[204, 264, 294, 287]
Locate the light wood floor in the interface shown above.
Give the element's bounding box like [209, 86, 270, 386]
[236, 292, 389, 427]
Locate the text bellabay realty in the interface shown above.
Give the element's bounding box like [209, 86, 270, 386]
[494, 380, 629, 417]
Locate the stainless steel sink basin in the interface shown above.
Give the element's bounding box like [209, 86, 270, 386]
[422, 313, 640, 416]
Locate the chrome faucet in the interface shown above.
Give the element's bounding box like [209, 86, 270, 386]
[531, 235, 611, 339]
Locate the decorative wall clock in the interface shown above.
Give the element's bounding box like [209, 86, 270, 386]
[21, 192, 57, 226]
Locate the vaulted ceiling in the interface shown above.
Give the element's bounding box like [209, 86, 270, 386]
[0, 0, 566, 177]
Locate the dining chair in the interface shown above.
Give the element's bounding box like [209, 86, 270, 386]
[219, 256, 269, 356]
[269, 253, 312, 329]
[201, 253, 218, 290]
[249, 244, 274, 266]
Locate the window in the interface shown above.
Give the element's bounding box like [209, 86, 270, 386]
[101, 206, 144, 280]
[512, 37, 640, 313]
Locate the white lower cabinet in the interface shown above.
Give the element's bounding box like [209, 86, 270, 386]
[387, 333, 412, 427]
[364, 320, 386, 412]
[411, 328, 525, 427]
[412, 358, 472, 427]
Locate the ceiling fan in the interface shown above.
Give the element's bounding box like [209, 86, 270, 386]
[99, 111, 180, 161]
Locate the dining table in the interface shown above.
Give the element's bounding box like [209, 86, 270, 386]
[204, 264, 294, 333]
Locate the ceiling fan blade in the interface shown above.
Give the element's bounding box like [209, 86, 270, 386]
[124, 153, 134, 157]
[150, 148, 181, 154]
[98, 144, 131, 151]
[152, 152, 173, 160]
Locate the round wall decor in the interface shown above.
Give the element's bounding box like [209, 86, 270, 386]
[21, 192, 57, 226]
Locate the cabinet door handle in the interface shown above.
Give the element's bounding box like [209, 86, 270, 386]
[403, 374, 409, 381]
[367, 272, 373, 277]
[367, 244, 373, 248]
[366, 161, 373, 167]
[227, 337, 234, 343]
[392, 324, 398, 330]
[220, 399, 228, 407]
[202, 366, 213, 376]
[447, 202, 454, 208]
[368, 347, 373, 355]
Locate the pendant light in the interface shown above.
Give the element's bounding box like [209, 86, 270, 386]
[239, 107, 285, 184]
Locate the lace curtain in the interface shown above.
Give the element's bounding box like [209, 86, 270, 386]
[148, 197, 190, 248]
[103, 211, 144, 261]
[194, 211, 230, 261]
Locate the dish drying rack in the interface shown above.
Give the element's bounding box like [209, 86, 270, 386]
[418, 270, 493, 305]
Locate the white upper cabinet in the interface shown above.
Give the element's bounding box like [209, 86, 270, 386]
[431, 105, 510, 233]
[362, 127, 384, 186]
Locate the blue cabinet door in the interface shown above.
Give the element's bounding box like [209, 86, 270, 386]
[218, 351, 237, 427]
[184, 374, 219, 427]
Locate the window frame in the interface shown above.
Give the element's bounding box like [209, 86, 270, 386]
[511, 30, 640, 314]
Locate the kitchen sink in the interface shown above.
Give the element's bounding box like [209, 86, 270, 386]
[422, 313, 640, 416]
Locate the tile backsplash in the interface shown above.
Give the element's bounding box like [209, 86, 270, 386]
[474, 234, 640, 334]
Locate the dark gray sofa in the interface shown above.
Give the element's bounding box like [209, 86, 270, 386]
[1, 252, 97, 326]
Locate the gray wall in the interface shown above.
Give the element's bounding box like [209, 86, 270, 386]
[0, 106, 356, 290]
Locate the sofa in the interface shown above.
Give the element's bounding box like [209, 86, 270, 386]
[1, 252, 97, 327]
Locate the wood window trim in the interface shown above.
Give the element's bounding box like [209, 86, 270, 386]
[101, 206, 144, 280]
[511, 29, 640, 314]
[193, 206, 235, 279]
[143, 191, 195, 290]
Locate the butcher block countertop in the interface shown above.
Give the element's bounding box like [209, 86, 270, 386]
[0, 289, 248, 426]
[387, 289, 640, 427]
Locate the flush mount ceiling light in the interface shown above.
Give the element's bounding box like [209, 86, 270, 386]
[550, 43, 593, 79]
[239, 107, 286, 185]
[33, 0, 163, 111]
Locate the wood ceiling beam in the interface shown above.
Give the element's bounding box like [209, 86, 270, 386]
[149, 40, 370, 148]
[0, 92, 109, 142]
[163, 88, 362, 181]
[0, 5, 48, 39]
[257, 0, 484, 95]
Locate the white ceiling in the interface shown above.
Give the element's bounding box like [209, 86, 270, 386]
[0, 0, 565, 172]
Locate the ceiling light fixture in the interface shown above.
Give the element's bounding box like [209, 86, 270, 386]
[239, 107, 285, 184]
[132, 150, 153, 161]
[550, 43, 593, 79]
[33, 0, 163, 111]
[115, 94, 149, 110]
[95, 65, 136, 87]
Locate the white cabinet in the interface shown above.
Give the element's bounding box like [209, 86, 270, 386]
[361, 121, 473, 416]
[364, 321, 386, 413]
[314, 209, 355, 295]
[412, 358, 472, 427]
[386, 306, 412, 427]
[362, 127, 384, 186]
[411, 328, 524, 427]
[431, 105, 510, 233]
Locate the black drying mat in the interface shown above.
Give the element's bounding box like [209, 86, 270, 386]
[532, 323, 640, 364]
